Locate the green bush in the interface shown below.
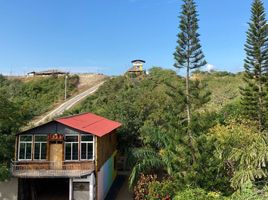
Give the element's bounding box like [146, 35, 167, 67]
[230, 182, 268, 200]
[174, 188, 226, 200]
[0, 165, 10, 181]
[148, 179, 177, 199]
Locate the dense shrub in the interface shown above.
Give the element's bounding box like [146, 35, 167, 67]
[133, 174, 157, 200]
[174, 188, 226, 200]
[0, 165, 10, 181]
[148, 179, 177, 199]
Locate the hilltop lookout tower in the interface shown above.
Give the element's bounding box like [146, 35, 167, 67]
[126, 60, 146, 78]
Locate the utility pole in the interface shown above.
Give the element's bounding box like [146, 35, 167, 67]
[65, 74, 68, 100]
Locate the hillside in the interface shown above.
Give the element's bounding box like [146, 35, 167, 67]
[1, 75, 79, 122]
[1, 73, 107, 125]
[196, 71, 244, 111]
[62, 68, 243, 152]
[3, 70, 241, 126]
[67, 69, 244, 115]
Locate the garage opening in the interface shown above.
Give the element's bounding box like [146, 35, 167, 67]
[18, 178, 69, 200]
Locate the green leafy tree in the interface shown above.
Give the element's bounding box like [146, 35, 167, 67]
[231, 181, 268, 200]
[174, 188, 226, 200]
[0, 93, 25, 180]
[240, 0, 268, 132]
[174, 0, 207, 163]
[206, 121, 268, 190]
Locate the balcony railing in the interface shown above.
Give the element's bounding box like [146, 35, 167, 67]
[11, 160, 95, 178]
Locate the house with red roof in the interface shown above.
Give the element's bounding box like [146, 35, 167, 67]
[12, 113, 121, 200]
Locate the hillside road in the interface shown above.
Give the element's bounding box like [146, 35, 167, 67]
[35, 81, 105, 125]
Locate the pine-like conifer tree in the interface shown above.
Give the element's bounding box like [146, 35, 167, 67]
[240, 0, 268, 132]
[174, 0, 207, 163]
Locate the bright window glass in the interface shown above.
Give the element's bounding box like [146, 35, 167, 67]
[65, 135, 78, 161]
[81, 135, 94, 160]
[19, 135, 33, 160]
[34, 135, 47, 160]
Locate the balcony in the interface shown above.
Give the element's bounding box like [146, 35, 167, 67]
[11, 161, 95, 178]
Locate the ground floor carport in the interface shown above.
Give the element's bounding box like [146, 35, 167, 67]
[18, 178, 69, 200]
[18, 173, 95, 200]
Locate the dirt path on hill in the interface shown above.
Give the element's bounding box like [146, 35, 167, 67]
[34, 80, 106, 126]
[25, 74, 108, 127]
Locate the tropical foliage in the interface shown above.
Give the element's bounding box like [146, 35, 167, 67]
[67, 67, 255, 198]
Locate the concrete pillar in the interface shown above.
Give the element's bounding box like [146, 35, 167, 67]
[69, 178, 73, 200]
[89, 173, 95, 200]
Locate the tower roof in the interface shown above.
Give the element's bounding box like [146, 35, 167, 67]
[131, 60, 146, 63]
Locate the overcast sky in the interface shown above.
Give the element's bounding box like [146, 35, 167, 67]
[0, 0, 265, 75]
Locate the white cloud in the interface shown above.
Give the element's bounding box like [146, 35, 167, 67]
[206, 64, 215, 72]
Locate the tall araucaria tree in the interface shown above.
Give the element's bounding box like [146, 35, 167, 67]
[174, 0, 207, 163]
[240, 0, 268, 132]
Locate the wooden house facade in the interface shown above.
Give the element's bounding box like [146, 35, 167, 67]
[12, 113, 121, 200]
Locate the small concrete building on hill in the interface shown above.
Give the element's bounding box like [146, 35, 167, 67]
[27, 69, 69, 77]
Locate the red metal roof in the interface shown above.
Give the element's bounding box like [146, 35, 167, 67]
[56, 113, 121, 137]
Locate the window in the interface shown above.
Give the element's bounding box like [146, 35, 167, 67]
[73, 182, 89, 200]
[19, 135, 33, 160]
[34, 135, 47, 160]
[81, 135, 94, 160]
[65, 135, 78, 161]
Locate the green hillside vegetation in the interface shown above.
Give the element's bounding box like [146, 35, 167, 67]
[65, 67, 186, 150]
[66, 69, 243, 120]
[65, 67, 256, 199]
[193, 71, 244, 111]
[0, 74, 79, 179]
[0, 74, 79, 121]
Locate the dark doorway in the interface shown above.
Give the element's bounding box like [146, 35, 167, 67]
[18, 178, 69, 200]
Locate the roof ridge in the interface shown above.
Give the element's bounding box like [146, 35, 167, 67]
[56, 112, 92, 120]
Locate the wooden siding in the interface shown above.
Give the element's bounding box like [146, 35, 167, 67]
[19, 121, 85, 136]
[12, 161, 95, 178]
[96, 130, 117, 171]
[12, 161, 94, 170]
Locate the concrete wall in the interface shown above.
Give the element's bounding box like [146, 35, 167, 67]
[97, 151, 117, 200]
[72, 173, 95, 200]
[0, 178, 18, 200]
